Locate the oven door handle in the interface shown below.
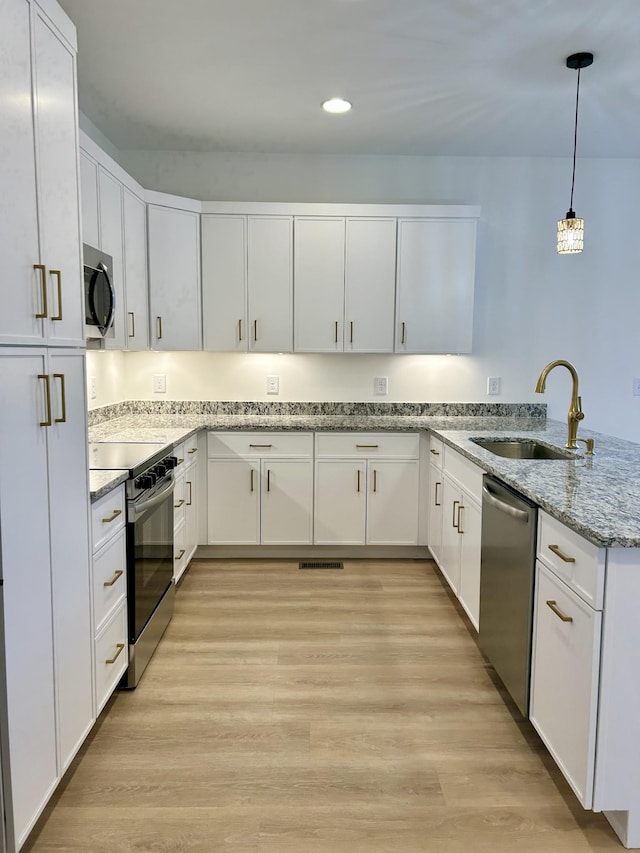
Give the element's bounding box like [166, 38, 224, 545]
[130, 479, 175, 521]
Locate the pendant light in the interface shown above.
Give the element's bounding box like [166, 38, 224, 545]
[557, 52, 594, 255]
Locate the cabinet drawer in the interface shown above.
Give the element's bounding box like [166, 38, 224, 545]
[173, 441, 186, 469]
[207, 431, 313, 458]
[315, 432, 419, 459]
[93, 529, 126, 633]
[530, 562, 601, 808]
[443, 445, 482, 502]
[95, 603, 127, 714]
[537, 511, 605, 609]
[428, 435, 444, 469]
[91, 485, 125, 552]
[183, 434, 199, 464]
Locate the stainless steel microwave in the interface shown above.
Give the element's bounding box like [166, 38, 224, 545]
[83, 243, 115, 339]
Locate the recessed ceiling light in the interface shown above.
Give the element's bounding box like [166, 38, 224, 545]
[322, 98, 352, 114]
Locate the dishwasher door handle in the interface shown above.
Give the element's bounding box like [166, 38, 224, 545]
[482, 483, 530, 522]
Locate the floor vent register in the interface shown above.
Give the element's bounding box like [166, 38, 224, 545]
[299, 561, 344, 570]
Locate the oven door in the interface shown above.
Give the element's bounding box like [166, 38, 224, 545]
[127, 476, 175, 643]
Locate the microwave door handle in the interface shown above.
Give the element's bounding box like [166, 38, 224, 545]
[88, 263, 116, 336]
[99, 262, 116, 335]
[130, 480, 175, 521]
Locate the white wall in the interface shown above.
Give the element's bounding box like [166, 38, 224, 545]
[86, 147, 640, 443]
[86, 350, 127, 409]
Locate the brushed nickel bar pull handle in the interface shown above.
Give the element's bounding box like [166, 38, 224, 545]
[38, 374, 52, 427]
[254, 319, 258, 341]
[434, 481, 441, 506]
[101, 509, 122, 523]
[334, 320, 338, 343]
[546, 599, 574, 623]
[373, 469, 377, 492]
[52, 373, 66, 423]
[357, 469, 361, 492]
[267, 469, 271, 492]
[457, 504, 464, 534]
[128, 311, 136, 338]
[238, 318, 243, 341]
[430, 448, 440, 456]
[356, 444, 379, 449]
[401, 322, 406, 345]
[174, 499, 185, 508]
[50, 270, 62, 320]
[174, 549, 185, 561]
[350, 321, 353, 343]
[452, 499, 460, 529]
[156, 316, 163, 340]
[250, 468, 254, 492]
[105, 643, 125, 665]
[249, 444, 272, 448]
[186, 481, 193, 506]
[187, 448, 197, 454]
[103, 569, 124, 588]
[548, 544, 576, 563]
[34, 264, 48, 318]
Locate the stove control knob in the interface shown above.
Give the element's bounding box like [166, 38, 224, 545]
[154, 462, 167, 477]
[136, 474, 154, 489]
[164, 456, 178, 469]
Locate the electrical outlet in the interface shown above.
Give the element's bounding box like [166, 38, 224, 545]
[633, 378, 640, 396]
[487, 376, 501, 396]
[374, 376, 388, 395]
[153, 374, 166, 394]
[266, 375, 279, 395]
[89, 376, 97, 400]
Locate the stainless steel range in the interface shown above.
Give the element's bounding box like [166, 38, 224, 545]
[89, 442, 177, 687]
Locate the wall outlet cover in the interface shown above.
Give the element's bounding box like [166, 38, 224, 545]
[266, 375, 280, 394]
[633, 378, 640, 396]
[153, 374, 167, 394]
[374, 376, 389, 395]
[89, 376, 97, 400]
[487, 376, 501, 395]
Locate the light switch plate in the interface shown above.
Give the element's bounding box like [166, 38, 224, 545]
[266, 375, 279, 395]
[153, 374, 167, 394]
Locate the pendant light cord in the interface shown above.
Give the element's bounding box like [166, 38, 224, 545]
[569, 67, 581, 212]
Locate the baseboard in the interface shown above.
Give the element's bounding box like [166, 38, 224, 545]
[194, 545, 431, 560]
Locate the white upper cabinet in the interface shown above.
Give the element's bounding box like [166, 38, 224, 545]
[79, 154, 99, 249]
[122, 188, 149, 350]
[202, 214, 292, 352]
[0, 0, 84, 347]
[294, 217, 397, 353]
[344, 218, 396, 353]
[395, 218, 476, 353]
[148, 204, 202, 351]
[98, 168, 127, 349]
[294, 217, 345, 352]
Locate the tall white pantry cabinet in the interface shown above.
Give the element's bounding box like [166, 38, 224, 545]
[0, 1, 93, 850]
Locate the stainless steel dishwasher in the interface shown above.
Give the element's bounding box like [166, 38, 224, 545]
[479, 475, 537, 716]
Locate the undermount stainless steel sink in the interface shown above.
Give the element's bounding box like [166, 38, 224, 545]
[470, 438, 575, 460]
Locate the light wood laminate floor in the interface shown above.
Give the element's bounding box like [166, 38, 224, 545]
[25, 559, 622, 852]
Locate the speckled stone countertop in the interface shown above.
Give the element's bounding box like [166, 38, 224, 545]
[89, 469, 128, 502]
[88, 408, 640, 548]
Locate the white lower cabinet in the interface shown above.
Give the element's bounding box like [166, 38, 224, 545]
[0, 348, 93, 848]
[530, 561, 601, 808]
[313, 434, 420, 546]
[91, 484, 128, 714]
[207, 433, 313, 545]
[173, 434, 201, 579]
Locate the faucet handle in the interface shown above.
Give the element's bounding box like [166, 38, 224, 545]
[576, 395, 585, 420]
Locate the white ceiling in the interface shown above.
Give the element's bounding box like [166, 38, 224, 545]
[58, 0, 640, 158]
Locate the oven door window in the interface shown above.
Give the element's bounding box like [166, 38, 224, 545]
[130, 485, 173, 640]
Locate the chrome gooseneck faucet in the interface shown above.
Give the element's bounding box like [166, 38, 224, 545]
[534, 359, 584, 449]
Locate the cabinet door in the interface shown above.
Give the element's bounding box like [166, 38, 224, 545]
[99, 168, 127, 349]
[366, 460, 419, 545]
[440, 477, 462, 593]
[248, 216, 293, 353]
[294, 217, 345, 352]
[0, 350, 58, 848]
[530, 562, 601, 808]
[314, 460, 366, 545]
[344, 218, 396, 353]
[148, 205, 201, 351]
[173, 520, 186, 583]
[207, 459, 260, 544]
[33, 6, 84, 346]
[123, 188, 149, 350]
[457, 494, 482, 630]
[79, 151, 99, 249]
[261, 459, 313, 545]
[427, 462, 444, 566]
[395, 219, 476, 354]
[0, 0, 43, 345]
[184, 461, 199, 563]
[201, 214, 247, 351]
[47, 350, 93, 771]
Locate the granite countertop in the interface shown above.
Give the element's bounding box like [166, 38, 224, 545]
[88, 411, 640, 548]
[89, 469, 128, 502]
